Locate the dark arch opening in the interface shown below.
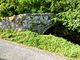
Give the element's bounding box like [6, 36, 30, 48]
[44, 25, 80, 45]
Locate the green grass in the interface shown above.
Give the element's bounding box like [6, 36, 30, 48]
[0, 29, 80, 58]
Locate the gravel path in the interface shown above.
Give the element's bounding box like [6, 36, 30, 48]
[0, 39, 66, 60]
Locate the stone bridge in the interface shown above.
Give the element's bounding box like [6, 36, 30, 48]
[0, 13, 54, 34]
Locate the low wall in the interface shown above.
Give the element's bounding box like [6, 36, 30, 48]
[0, 13, 53, 33]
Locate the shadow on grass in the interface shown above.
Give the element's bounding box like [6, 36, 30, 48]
[44, 25, 80, 45]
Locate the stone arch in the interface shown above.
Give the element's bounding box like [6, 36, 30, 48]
[42, 24, 55, 34]
[43, 24, 80, 45]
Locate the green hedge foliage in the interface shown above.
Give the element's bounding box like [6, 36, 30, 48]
[0, 0, 77, 17]
[51, 0, 80, 33]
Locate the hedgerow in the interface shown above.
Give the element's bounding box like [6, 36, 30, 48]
[0, 0, 78, 17]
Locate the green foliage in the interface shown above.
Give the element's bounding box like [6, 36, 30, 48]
[52, 9, 80, 32]
[1, 0, 79, 17]
[0, 30, 80, 58]
[51, 0, 80, 33]
[0, 0, 47, 16]
[0, 0, 79, 16]
[0, 0, 19, 17]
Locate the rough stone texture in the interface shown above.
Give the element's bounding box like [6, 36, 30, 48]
[0, 13, 53, 34]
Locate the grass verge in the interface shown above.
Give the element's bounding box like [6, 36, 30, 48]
[0, 29, 80, 59]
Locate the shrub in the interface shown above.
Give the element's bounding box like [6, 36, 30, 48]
[51, 0, 80, 33]
[0, 0, 78, 17]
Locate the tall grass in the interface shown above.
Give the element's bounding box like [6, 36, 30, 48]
[0, 29, 80, 58]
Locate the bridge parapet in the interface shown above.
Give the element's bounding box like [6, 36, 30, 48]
[0, 13, 53, 34]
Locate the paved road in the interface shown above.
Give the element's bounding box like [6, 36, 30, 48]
[0, 39, 66, 60]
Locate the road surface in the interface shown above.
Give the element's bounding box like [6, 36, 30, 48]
[0, 39, 66, 60]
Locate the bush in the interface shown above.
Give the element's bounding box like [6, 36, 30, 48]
[0, 0, 78, 17]
[51, 0, 80, 33]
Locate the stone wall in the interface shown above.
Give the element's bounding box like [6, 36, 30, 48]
[0, 13, 53, 34]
